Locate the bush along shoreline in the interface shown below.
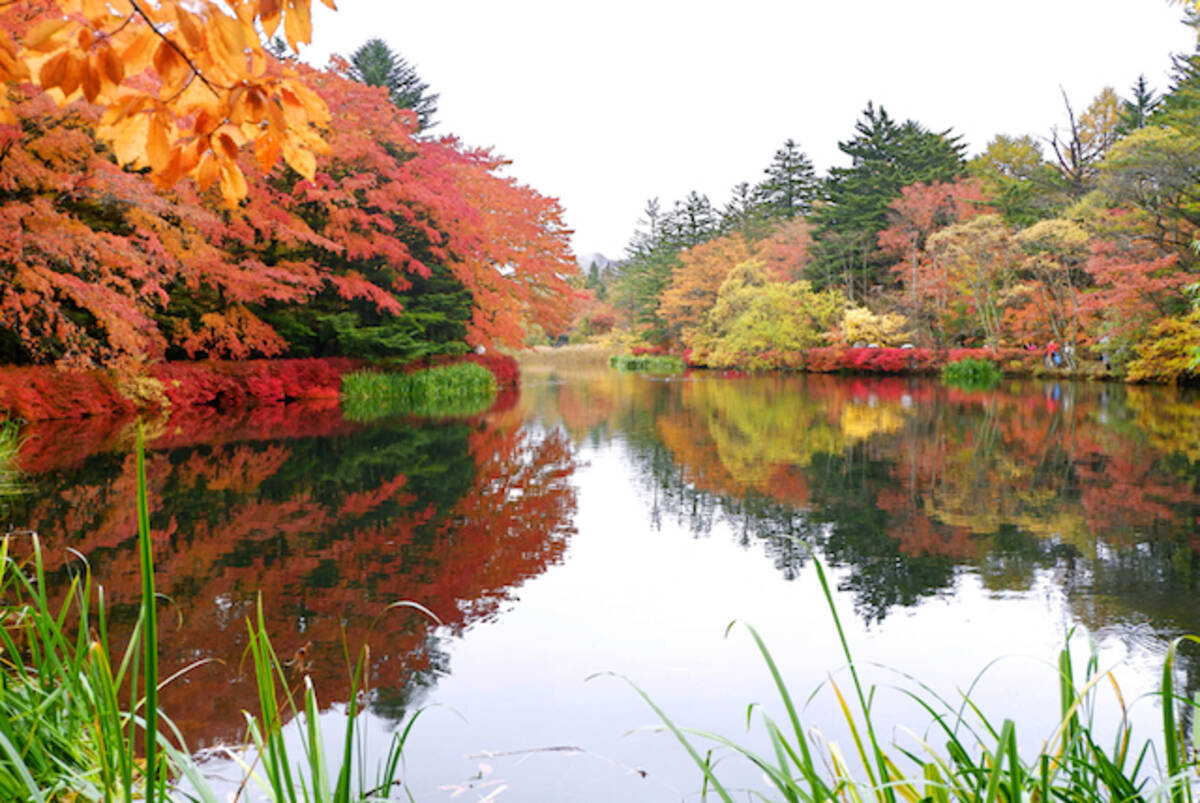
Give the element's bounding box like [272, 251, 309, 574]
[605, 345, 1162, 382]
[0, 354, 520, 422]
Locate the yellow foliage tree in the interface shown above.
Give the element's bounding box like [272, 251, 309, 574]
[835, 306, 912, 347]
[0, 0, 334, 204]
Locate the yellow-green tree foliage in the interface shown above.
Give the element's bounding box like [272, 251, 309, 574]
[927, 215, 1019, 347]
[1125, 309, 1200, 383]
[687, 259, 845, 369]
[835, 307, 913, 346]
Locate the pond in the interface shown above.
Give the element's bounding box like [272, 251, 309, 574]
[8, 369, 1200, 800]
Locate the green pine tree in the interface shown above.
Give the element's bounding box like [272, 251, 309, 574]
[348, 38, 439, 131]
[809, 103, 965, 298]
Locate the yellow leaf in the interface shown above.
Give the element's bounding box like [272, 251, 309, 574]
[107, 113, 150, 166]
[218, 161, 247, 206]
[22, 17, 71, 52]
[282, 138, 316, 180]
[211, 11, 246, 62]
[195, 151, 220, 190]
[282, 0, 311, 51]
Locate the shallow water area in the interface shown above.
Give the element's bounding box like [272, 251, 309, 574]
[11, 368, 1200, 800]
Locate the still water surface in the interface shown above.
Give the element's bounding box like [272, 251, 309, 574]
[10, 369, 1200, 800]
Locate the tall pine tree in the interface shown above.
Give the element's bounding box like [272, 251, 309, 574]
[348, 39, 439, 131]
[809, 103, 965, 299]
[755, 139, 820, 219]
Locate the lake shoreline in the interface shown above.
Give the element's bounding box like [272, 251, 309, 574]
[0, 353, 520, 421]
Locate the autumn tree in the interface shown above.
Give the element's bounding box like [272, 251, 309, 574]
[877, 178, 988, 341]
[753, 217, 815, 283]
[1050, 88, 1122, 199]
[1097, 125, 1200, 256]
[658, 233, 752, 345]
[1081, 236, 1196, 357]
[968, 134, 1064, 225]
[926, 215, 1018, 347]
[688, 260, 845, 369]
[1006, 219, 1091, 362]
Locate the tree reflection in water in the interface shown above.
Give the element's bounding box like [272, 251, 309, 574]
[9, 400, 578, 748]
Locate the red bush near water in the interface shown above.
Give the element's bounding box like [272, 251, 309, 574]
[0, 366, 135, 421]
[150, 358, 361, 408]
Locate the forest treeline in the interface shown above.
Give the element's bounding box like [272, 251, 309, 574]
[0, 4, 575, 372]
[575, 29, 1200, 382]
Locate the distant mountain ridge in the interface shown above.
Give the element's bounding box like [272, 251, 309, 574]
[576, 252, 615, 270]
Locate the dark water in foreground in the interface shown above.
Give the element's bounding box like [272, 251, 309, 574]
[9, 370, 1200, 800]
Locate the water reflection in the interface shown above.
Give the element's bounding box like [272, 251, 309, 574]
[523, 369, 1200, 630]
[8, 368, 1200, 764]
[10, 402, 577, 747]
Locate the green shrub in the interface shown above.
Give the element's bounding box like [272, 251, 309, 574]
[941, 357, 1002, 389]
[341, 362, 497, 420]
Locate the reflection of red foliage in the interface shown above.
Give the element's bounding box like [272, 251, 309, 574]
[20, 410, 577, 747]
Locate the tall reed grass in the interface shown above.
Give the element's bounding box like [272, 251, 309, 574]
[620, 553, 1200, 803]
[0, 418, 22, 499]
[609, 354, 686, 374]
[941, 358, 1002, 390]
[341, 363, 497, 421]
[0, 430, 429, 801]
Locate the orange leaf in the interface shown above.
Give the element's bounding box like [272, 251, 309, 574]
[38, 50, 70, 89]
[146, 113, 171, 171]
[99, 43, 124, 85]
[215, 131, 239, 161]
[119, 29, 158, 73]
[82, 52, 102, 101]
[152, 40, 188, 95]
[174, 8, 204, 51]
[59, 52, 82, 96]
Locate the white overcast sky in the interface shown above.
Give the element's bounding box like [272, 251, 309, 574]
[305, 1, 1197, 261]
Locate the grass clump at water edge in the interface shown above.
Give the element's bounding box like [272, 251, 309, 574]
[609, 353, 686, 374]
[341, 362, 497, 421]
[941, 357, 1002, 390]
[614, 550, 1200, 803]
[0, 428, 432, 801]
